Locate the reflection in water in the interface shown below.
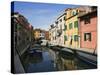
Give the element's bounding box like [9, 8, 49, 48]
[21, 48, 97, 73]
[21, 52, 43, 72]
[49, 49, 96, 71]
[21, 50, 57, 73]
[54, 50, 96, 70]
[29, 52, 43, 63]
[56, 51, 77, 70]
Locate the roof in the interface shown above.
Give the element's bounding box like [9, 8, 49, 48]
[65, 8, 72, 11]
[57, 13, 66, 20]
[78, 9, 97, 18]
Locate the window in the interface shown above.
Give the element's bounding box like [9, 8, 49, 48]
[55, 37, 56, 40]
[64, 41, 65, 45]
[74, 21, 78, 28]
[55, 21, 58, 24]
[64, 16, 66, 20]
[74, 35, 78, 41]
[76, 10, 78, 14]
[72, 10, 77, 16]
[72, 11, 76, 16]
[60, 19, 62, 22]
[64, 35, 67, 41]
[53, 37, 55, 40]
[60, 25, 62, 30]
[84, 16, 90, 24]
[17, 24, 21, 30]
[63, 24, 67, 31]
[84, 33, 91, 41]
[69, 23, 73, 29]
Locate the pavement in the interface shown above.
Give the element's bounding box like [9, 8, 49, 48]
[65, 46, 97, 55]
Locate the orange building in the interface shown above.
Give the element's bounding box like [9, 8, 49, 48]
[78, 7, 97, 50]
[44, 31, 49, 40]
[34, 29, 41, 40]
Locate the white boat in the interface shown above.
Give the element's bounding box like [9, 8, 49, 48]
[41, 39, 48, 46]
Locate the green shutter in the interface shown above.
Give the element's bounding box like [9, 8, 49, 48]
[63, 24, 67, 31]
[69, 23, 72, 29]
[17, 24, 21, 30]
[74, 35, 78, 41]
[84, 33, 86, 41]
[74, 21, 78, 28]
[64, 35, 66, 41]
[65, 25, 66, 30]
[64, 17, 66, 20]
[64, 35, 67, 41]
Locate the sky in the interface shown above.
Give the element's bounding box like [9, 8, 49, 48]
[11, 1, 80, 31]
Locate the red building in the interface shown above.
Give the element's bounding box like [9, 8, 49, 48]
[44, 31, 49, 40]
[78, 7, 97, 50]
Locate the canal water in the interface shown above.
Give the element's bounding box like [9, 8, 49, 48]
[21, 47, 97, 73]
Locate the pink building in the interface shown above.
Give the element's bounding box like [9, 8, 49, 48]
[78, 8, 97, 50]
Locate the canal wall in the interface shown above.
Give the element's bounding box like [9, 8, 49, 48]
[66, 47, 97, 55]
[14, 44, 30, 73]
[14, 49, 25, 73]
[20, 44, 30, 56]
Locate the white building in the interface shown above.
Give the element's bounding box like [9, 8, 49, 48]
[39, 32, 45, 39]
[49, 12, 67, 47]
[49, 23, 57, 46]
[55, 12, 66, 47]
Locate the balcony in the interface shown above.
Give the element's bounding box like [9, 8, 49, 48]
[56, 29, 62, 37]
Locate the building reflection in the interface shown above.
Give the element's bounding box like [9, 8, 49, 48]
[49, 49, 96, 71]
[54, 50, 78, 70]
[21, 51, 43, 70]
[21, 48, 96, 72]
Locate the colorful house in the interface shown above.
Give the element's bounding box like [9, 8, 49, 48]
[34, 29, 41, 40]
[11, 12, 32, 55]
[44, 31, 49, 40]
[78, 7, 97, 50]
[65, 8, 80, 48]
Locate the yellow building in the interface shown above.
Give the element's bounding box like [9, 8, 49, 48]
[65, 8, 80, 48]
[34, 29, 41, 40]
